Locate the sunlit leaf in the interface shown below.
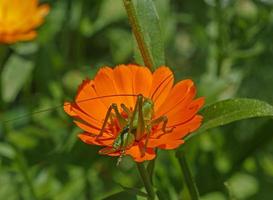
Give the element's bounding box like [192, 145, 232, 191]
[198, 98, 273, 133]
[1, 55, 34, 103]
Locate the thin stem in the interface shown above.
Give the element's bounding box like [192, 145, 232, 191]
[176, 151, 200, 200]
[136, 163, 155, 200]
[123, 0, 154, 70]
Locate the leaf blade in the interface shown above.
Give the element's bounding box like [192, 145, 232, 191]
[199, 98, 273, 133]
[124, 0, 165, 70]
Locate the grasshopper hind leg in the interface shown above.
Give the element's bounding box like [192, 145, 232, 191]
[151, 115, 174, 133]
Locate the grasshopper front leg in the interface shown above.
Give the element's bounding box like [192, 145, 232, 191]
[96, 105, 114, 139]
[96, 103, 127, 139]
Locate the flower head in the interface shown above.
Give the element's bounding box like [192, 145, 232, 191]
[64, 64, 204, 162]
[0, 0, 49, 44]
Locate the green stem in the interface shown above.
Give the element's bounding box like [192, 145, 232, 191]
[123, 0, 154, 70]
[146, 149, 157, 184]
[136, 163, 155, 200]
[16, 149, 38, 200]
[176, 151, 199, 200]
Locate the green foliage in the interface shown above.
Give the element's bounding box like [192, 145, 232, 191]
[1, 0, 273, 200]
[198, 98, 273, 134]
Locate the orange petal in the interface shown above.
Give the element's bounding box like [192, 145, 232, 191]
[167, 97, 205, 127]
[78, 133, 114, 146]
[162, 115, 203, 140]
[130, 65, 153, 98]
[74, 120, 101, 135]
[98, 147, 120, 156]
[149, 66, 174, 112]
[94, 67, 123, 107]
[126, 144, 156, 162]
[155, 79, 195, 117]
[0, 31, 37, 44]
[148, 138, 184, 150]
[75, 79, 108, 122]
[112, 65, 135, 108]
[65, 102, 102, 129]
[63, 102, 77, 117]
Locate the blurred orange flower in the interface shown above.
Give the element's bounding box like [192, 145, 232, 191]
[0, 0, 49, 44]
[64, 65, 204, 162]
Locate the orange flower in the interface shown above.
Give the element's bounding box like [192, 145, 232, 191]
[64, 65, 204, 162]
[0, 0, 49, 44]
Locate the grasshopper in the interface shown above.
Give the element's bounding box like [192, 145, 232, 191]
[97, 94, 174, 164]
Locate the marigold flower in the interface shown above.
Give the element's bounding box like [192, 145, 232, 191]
[0, 0, 49, 44]
[64, 65, 204, 162]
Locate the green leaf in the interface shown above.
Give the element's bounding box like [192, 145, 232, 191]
[198, 98, 273, 133]
[123, 0, 165, 70]
[133, 0, 165, 67]
[1, 55, 34, 103]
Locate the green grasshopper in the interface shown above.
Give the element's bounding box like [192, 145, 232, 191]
[97, 94, 173, 164]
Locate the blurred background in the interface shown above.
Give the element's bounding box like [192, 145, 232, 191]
[0, 0, 273, 199]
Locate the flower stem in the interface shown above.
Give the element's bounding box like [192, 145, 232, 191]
[123, 0, 154, 71]
[176, 151, 200, 200]
[136, 163, 155, 200]
[146, 149, 158, 184]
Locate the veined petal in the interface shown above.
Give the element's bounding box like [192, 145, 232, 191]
[130, 65, 153, 99]
[112, 65, 135, 108]
[155, 79, 195, 117]
[78, 133, 114, 146]
[150, 66, 174, 112]
[148, 138, 184, 150]
[75, 79, 108, 122]
[167, 97, 205, 126]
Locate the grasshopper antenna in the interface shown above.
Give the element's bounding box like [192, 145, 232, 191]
[2, 94, 139, 124]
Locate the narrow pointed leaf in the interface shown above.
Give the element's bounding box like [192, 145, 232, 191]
[124, 0, 165, 69]
[198, 98, 273, 133]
